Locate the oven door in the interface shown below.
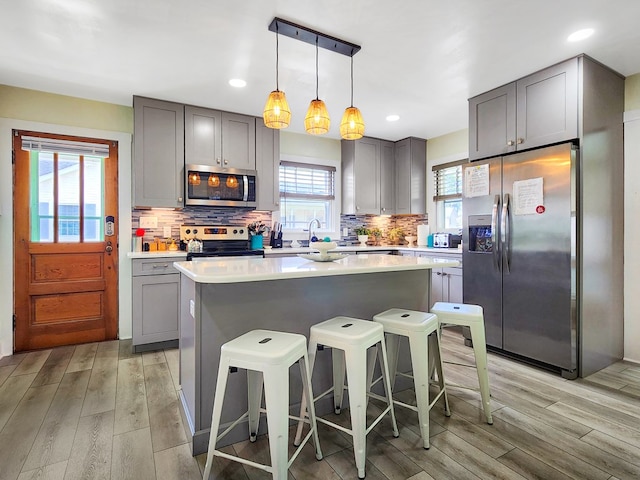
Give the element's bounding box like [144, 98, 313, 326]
[185, 164, 257, 207]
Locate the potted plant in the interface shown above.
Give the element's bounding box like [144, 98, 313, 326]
[354, 226, 370, 245]
[387, 227, 405, 245]
[370, 228, 383, 246]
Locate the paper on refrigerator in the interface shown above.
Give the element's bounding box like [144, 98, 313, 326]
[513, 177, 543, 215]
[464, 163, 490, 197]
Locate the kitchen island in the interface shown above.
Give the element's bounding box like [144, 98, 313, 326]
[174, 254, 459, 455]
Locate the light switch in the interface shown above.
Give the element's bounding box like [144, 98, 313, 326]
[163, 226, 172, 237]
[139, 216, 158, 228]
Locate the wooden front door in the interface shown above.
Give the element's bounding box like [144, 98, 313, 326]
[13, 130, 119, 352]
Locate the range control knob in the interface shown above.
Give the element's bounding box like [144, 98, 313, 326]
[239, 228, 244, 234]
[185, 229, 191, 234]
[193, 229, 198, 235]
[233, 229, 238, 234]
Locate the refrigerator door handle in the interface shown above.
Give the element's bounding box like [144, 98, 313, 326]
[491, 194, 501, 272]
[501, 193, 511, 273]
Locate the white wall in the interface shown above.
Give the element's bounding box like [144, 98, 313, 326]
[0, 118, 132, 357]
[624, 109, 640, 363]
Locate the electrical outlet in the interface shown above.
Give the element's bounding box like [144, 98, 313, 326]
[342, 227, 349, 237]
[163, 226, 172, 237]
[139, 216, 158, 228]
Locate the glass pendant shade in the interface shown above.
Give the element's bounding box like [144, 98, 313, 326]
[340, 106, 365, 140]
[226, 175, 239, 188]
[208, 174, 220, 187]
[263, 90, 291, 128]
[305, 99, 330, 135]
[188, 172, 201, 185]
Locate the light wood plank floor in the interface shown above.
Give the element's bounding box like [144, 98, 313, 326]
[0, 330, 639, 480]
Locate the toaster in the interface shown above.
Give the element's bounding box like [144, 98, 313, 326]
[433, 233, 462, 248]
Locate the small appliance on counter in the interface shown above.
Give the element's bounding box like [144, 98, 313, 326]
[432, 233, 462, 248]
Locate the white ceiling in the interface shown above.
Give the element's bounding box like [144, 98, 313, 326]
[2, 0, 640, 141]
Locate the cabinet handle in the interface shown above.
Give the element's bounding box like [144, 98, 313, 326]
[178, 197, 183, 202]
[517, 138, 524, 144]
[381, 207, 386, 212]
[275, 201, 279, 206]
[152, 264, 169, 268]
[507, 140, 514, 146]
[224, 159, 228, 165]
[216, 158, 221, 164]
[356, 206, 360, 210]
[436, 272, 442, 276]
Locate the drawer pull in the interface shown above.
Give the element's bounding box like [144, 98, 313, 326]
[152, 264, 169, 268]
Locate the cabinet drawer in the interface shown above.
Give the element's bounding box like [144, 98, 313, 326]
[132, 258, 181, 276]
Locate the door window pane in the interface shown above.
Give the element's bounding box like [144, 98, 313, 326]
[33, 152, 54, 242]
[57, 154, 80, 242]
[83, 156, 104, 241]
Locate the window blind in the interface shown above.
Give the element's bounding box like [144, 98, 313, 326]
[280, 161, 335, 200]
[21, 136, 110, 157]
[432, 160, 466, 201]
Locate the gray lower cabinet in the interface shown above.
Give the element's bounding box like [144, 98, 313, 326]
[401, 251, 462, 306]
[184, 106, 256, 169]
[469, 57, 578, 161]
[394, 137, 426, 214]
[133, 96, 185, 208]
[132, 258, 182, 352]
[255, 121, 280, 211]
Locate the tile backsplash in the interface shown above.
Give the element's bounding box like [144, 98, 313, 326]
[131, 208, 427, 245]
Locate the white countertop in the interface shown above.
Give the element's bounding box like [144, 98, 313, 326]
[173, 254, 459, 284]
[265, 245, 462, 255]
[127, 251, 187, 259]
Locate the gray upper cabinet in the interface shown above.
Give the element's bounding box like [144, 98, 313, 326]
[469, 57, 578, 161]
[342, 138, 380, 215]
[255, 121, 280, 211]
[185, 106, 256, 169]
[133, 96, 185, 208]
[379, 140, 395, 215]
[394, 137, 426, 214]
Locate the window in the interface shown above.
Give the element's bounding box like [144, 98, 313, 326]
[279, 160, 337, 232]
[433, 160, 465, 231]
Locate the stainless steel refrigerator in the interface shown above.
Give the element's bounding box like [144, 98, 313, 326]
[463, 142, 578, 377]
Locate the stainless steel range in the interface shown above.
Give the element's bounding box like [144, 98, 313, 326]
[180, 225, 264, 260]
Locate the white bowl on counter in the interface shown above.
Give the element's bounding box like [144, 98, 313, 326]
[309, 241, 337, 258]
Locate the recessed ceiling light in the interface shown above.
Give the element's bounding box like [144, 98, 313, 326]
[386, 114, 400, 122]
[229, 79, 247, 88]
[567, 28, 594, 42]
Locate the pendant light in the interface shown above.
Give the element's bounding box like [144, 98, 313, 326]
[340, 53, 365, 140]
[304, 37, 330, 135]
[263, 23, 291, 129]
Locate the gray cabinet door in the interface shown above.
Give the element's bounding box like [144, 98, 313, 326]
[255, 121, 280, 211]
[133, 97, 184, 208]
[221, 112, 256, 169]
[380, 140, 395, 214]
[444, 267, 463, 304]
[354, 138, 380, 214]
[516, 58, 578, 151]
[132, 273, 180, 347]
[469, 83, 517, 161]
[395, 137, 426, 214]
[185, 106, 222, 167]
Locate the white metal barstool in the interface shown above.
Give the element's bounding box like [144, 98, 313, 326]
[202, 330, 322, 480]
[372, 308, 450, 449]
[294, 317, 399, 479]
[431, 302, 493, 424]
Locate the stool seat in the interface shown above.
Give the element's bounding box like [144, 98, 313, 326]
[372, 308, 439, 334]
[295, 316, 398, 479]
[202, 329, 322, 480]
[311, 316, 385, 346]
[373, 309, 450, 449]
[430, 302, 493, 425]
[221, 329, 306, 366]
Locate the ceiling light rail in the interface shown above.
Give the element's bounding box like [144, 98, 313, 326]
[268, 17, 361, 57]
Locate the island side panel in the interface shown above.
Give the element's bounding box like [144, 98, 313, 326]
[191, 269, 429, 454]
[178, 274, 197, 437]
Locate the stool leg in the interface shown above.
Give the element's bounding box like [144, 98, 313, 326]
[344, 347, 368, 479]
[384, 333, 400, 391]
[247, 370, 264, 442]
[469, 322, 493, 424]
[294, 338, 318, 446]
[431, 330, 451, 417]
[263, 368, 290, 480]
[378, 336, 399, 439]
[299, 353, 323, 460]
[408, 332, 431, 449]
[203, 355, 231, 480]
[332, 348, 346, 414]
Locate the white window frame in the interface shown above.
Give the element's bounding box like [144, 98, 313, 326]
[274, 154, 341, 241]
[432, 159, 465, 233]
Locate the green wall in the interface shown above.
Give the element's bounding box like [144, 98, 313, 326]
[626, 73, 640, 111]
[0, 85, 133, 133]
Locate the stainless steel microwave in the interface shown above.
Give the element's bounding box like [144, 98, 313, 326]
[185, 164, 257, 208]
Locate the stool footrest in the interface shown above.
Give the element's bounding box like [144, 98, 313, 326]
[213, 449, 272, 473]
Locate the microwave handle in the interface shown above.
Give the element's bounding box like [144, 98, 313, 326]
[242, 175, 249, 202]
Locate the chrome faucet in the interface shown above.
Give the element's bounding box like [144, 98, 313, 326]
[308, 218, 321, 244]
